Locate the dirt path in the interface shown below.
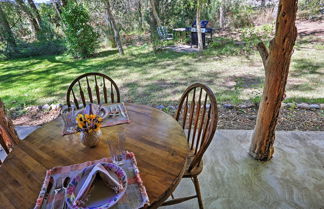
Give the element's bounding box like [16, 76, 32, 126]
[296, 20, 324, 40]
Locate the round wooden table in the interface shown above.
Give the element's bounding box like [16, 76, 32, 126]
[0, 104, 189, 209]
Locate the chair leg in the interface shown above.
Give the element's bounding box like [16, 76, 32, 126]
[193, 176, 204, 209]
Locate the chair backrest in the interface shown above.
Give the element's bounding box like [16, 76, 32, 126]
[157, 26, 168, 39]
[66, 72, 120, 109]
[175, 83, 218, 171]
[0, 100, 20, 165]
[192, 20, 209, 28]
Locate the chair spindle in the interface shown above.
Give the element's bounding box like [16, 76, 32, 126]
[71, 89, 79, 109]
[195, 93, 208, 154]
[103, 77, 108, 103]
[111, 83, 115, 103]
[187, 88, 196, 145]
[95, 75, 100, 104]
[191, 88, 203, 150]
[78, 81, 86, 107]
[86, 76, 93, 103]
[182, 95, 189, 129]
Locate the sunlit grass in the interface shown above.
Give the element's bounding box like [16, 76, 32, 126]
[0, 37, 323, 111]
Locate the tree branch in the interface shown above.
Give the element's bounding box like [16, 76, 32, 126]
[257, 42, 269, 68]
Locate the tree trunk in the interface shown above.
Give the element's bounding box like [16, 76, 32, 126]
[0, 100, 20, 152]
[138, 0, 143, 31]
[15, 0, 41, 38]
[219, 0, 225, 29]
[145, 6, 158, 53]
[196, 0, 203, 51]
[104, 0, 124, 55]
[27, 0, 42, 27]
[149, 0, 161, 27]
[0, 5, 17, 52]
[61, 0, 68, 7]
[249, 0, 298, 161]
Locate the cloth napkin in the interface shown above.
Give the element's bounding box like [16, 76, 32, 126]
[62, 103, 131, 136]
[73, 163, 123, 207]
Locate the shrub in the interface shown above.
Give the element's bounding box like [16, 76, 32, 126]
[61, 2, 99, 58]
[0, 39, 66, 59]
[228, 4, 255, 28]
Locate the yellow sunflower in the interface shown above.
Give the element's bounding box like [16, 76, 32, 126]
[76, 114, 85, 123]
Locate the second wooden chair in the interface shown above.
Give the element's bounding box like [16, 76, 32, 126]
[162, 83, 218, 209]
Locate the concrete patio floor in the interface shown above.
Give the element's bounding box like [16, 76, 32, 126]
[1, 128, 323, 208]
[165, 130, 324, 209]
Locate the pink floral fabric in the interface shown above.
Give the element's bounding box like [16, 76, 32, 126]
[34, 152, 149, 209]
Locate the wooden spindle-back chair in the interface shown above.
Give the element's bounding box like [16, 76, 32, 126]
[0, 100, 20, 165]
[66, 72, 120, 109]
[162, 83, 218, 209]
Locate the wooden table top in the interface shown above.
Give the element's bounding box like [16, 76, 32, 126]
[0, 103, 189, 209]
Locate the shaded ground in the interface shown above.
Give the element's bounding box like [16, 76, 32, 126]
[217, 106, 324, 131]
[297, 19, 324, 41]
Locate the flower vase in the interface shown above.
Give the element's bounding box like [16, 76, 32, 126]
[80, 130, 102, 148]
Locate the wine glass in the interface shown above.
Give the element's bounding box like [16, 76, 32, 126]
[61, 106, 77, 133]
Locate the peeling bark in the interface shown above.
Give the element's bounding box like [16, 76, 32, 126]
[249, 0, 298, 161]
[0, 100, 19, 151]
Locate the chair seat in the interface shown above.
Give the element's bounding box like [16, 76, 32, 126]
[183, 154, 204, 177]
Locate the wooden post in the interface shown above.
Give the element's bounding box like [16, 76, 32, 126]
[0, 100, 19, 150]
[249, 0, 298, 161]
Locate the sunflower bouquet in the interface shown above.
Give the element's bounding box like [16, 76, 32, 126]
[76, 114, 103, 133]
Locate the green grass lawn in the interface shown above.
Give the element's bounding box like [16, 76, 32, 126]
[0, 37, 323, 112]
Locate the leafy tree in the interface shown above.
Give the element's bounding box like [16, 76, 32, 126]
[61, 2, 98, 58]
[0, 4, 17, 56]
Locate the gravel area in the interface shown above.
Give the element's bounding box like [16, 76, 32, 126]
[12, 106, 324, 131]
[217, 106, 324, 131]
